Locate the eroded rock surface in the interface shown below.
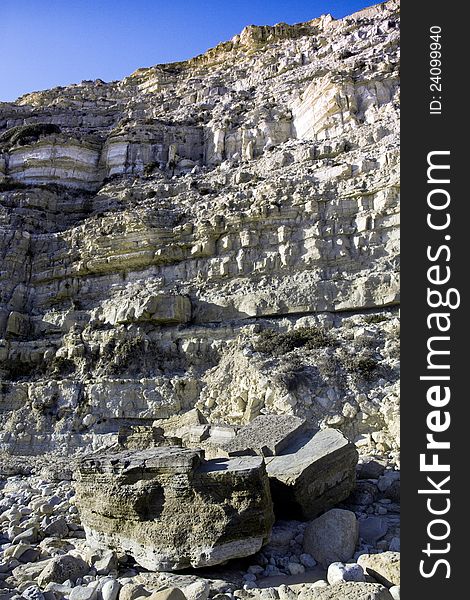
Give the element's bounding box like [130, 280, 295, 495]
[74, 447, 274, 570]
[0, 0, 399, 462]
[1, 1, 400, 596]
[265, 428, 358, 519]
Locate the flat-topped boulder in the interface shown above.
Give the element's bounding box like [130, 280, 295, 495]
[265, 428, 358, 519]
[74, 446, 274, 571]
[218, 415, 307, 457]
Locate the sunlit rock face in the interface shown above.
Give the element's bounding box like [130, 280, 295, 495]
[0, 0, 400, 460]
[75, 446, 275, 571]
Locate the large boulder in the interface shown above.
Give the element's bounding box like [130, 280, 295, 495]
[265, 428, 358, 519]
[303, 508, 359, 567]
[74, 446, 274, 571]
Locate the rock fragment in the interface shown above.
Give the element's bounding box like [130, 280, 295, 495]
[303, 509, 359, 567]
[357, 552, 400, 587]
[327, 562, 365, 585]
[265, 428, 358, 519]
[218, 415, 307, 457]
[37, 554, 89, 587]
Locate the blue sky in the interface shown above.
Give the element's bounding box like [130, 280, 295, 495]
[0, 0, 376, 102]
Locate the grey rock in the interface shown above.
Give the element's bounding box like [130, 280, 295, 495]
[377, 472, 400, 493]
[94, 552, 118, 576]
[12, 559, 54, 584]
[287, 562, 304, 576]
[327, 562, 365, 585]
[265, 429, 358, 519]
[38, 555, 89, 586]
[357, 460, 386, 480]
[147, 590, 186, 600]
[299, 553, 317, 569]
[69, 587, 97, 600]
[347, 482, 378, 506]
[384, 480, 400, 503]
[45, 583, 78, 596]
[118, 584, 150, 600]
[357, 552, 400, 587]
[19, 549, 41, 564]
[43, 518, 69, 539]
[12, 528, 38, 545]
[359, 517, 388, 545]
[180, 581, 209, 600]
[21, 587, 45, 600]
[388, 537, 400, 552]
[303, 509, 359, 568]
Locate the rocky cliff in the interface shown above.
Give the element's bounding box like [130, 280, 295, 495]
[0, 0, 399, 462]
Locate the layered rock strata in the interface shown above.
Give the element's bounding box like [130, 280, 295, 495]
[75, 446, 274, 571]
[0, 1, 400, 466]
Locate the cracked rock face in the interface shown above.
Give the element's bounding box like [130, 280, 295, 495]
[0, 1, 399, 466]
[74, 447, 275, 571]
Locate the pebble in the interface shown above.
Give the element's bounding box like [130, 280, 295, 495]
[19, 548, 41, 564]
[247, 565, 264, 575]
[377, 472, 400, 492]
[263, 565, 281, 577]
[299, 553, 316, 568]
[12, 528, 38, 545]
[101, 579, 121, 600]
[21, 586, 45, 600]
[94, 551, 118, 575]
[43, 517, 69, 538]
[287, 562, 305, 576]
[389, 585, 400, 600]
[359, 516, 388, 545]
[389, 537, 400, 552]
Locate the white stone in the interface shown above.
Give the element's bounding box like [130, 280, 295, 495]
[327, 562, 365, 585]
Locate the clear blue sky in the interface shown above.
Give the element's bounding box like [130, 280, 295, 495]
[0, 0, 376, 102]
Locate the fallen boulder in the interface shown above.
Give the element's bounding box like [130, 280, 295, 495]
[264, 427, 358, 519]
[74, 446, 274, 571]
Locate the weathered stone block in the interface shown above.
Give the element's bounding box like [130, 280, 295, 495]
[218, 415, 307, 457]
[265, 428, 358, 519]
[75, 446, 274, 571]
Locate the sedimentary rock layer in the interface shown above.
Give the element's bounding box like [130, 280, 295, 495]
[75, 446, 275, 570]
[0, 0, 400, 459]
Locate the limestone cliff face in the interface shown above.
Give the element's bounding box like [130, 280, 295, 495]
[0, 1, 400, 457]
